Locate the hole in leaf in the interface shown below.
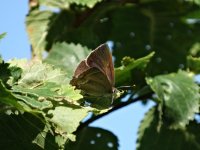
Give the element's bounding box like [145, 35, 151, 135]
[145, 44, 151, 51]
[107, 142, 114, 148]
[156, 57, 162, 63]
[100, 17, 109, 23]
[179, 64, 184, 69]
[129, 32, 135, 38]
[96, 133, 101, 138]
[90, 140, 95, 145]
[84, 101, 92, 107]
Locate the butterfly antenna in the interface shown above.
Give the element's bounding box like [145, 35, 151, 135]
[116, 85, 136, 90]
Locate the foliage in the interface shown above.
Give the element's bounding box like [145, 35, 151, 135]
[1, 0, 200, 149]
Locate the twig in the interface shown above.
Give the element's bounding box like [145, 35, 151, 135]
[76, 91, 153, 132]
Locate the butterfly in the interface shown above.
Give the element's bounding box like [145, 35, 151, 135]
[70, 43, 119, 108]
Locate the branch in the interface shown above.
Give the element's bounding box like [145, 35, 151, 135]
[76, 90, 153, 132]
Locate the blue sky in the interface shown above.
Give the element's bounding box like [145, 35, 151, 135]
[0, 1, 154, 150]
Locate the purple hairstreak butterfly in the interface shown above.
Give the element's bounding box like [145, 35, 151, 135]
[70, 43, 119, 108]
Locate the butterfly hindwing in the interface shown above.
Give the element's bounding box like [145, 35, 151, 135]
[71, 67, 112, 96]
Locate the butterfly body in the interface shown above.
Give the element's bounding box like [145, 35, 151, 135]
[70, 44, 117, 108]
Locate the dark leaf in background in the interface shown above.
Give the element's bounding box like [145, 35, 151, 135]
[66, 127, 119, 150]
[0, 113, 46, 150]
[137, 106, 200, 150]
[147, 71, 200, 128]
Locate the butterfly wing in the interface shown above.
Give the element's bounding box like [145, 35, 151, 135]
[70, 43, 115, 108]
[70, 67, 113, 108]
[70, 67, 113, 96]
[86, 44, 115, 87]
[73, 60, 90, 78]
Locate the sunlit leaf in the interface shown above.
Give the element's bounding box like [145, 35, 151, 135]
[45, 42, 90, 77]
[115, 52, 154, 86]
[48, 106, 88, 134]
[39, 0, 102, 8]
[14, 61, 69, 88]
[26, 10, 73, 58]
[15, 94, 53, 110]
[26, 10, 53, 58]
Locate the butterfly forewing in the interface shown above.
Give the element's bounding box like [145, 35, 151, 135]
[73, 60, 90, 78]
[86, 44, 114, 87]
[70, 43, 115, 108]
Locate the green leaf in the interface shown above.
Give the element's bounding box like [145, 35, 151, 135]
[104, 2, 200, 75]
[11, 61, 83, 109]
[26, 10, 53, 58]
[26, 10, 73, 58]
[0, 32, 6, 41]
[115, 52, 154, 86]
[45, 42, 90, 77]
[137, 106, 200, 150]
[0, 60, 21, 86]
[14, 94, 53, 110]
[0, 61, 12, 85]
[0, 113, 45, 150]
[185, 0, 200, 6]
[33, 126, 59, 149]
[48, 106, 89, 134]
[59, 85, 83, 102]
[13, 82, 61, 98]
[66, 127, 119, 150]
[39, 0, 102, 8]
[187, 55, 200, 73]
[0, 81, 24, 112]
[14, 61, 69, 88]
[146, 71, 200, 127]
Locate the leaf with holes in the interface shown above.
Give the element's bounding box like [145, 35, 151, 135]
[0, 113, 50, 149]
[147, 71, 200, 127]
[137, 106, 200, 150]
[11, 61, 83, 110]
[13, 61, 69, 88]
[66, 127, 119, 150]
